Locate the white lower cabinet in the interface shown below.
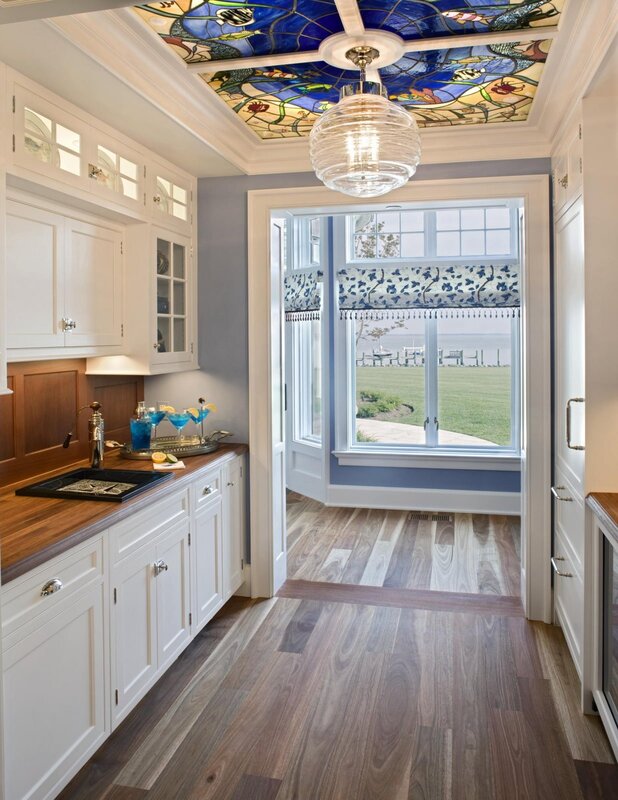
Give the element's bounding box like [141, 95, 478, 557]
[111, 515, 190, 727]
[192, 497, 224, 633]
[2, 538, 107, 800]
[2, 453, 246, 798]
[223, 456, 245, 600]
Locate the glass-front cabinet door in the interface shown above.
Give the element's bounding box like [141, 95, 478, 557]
[153, 231, 193, 366]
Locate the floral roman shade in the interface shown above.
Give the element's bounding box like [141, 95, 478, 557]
[284, 270, 323, 321]
[337, 264, 520, 319]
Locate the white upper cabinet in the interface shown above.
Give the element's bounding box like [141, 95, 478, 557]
[552, 118, 583, 217]
[6, 194, 123, 358]
[2, 67, 198, 374]
[150, 161, 192, 232]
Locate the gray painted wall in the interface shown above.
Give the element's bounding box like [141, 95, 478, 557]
[145, 159, 551, 453]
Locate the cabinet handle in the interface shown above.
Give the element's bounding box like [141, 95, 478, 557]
[566, 397, 585, 450]
[227, 481, 234, 487]
[61, 317, 77, 332]
[551, 485, 573, 502]
[41, 578, 63, 597]
[558, 174, 568, 189]
[203, 485, 214, 495]
[153, 195, 162, 205]
[551, 556, 573, 578]
[153, 560, 168, 576]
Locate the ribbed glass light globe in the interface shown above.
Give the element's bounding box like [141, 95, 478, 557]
[310, 83, 421, 198]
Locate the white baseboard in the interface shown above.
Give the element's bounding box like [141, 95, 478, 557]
[326, 484, 521, 515]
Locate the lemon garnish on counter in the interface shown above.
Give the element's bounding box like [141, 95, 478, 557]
[160, 405, 175, 413]
[166, 453, 179, 464]
[204, 403, 218, 413]
[151, 452, 167, 464]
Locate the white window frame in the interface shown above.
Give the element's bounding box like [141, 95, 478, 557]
[286, 215, 326, 449]
[333, 205, 522, 470]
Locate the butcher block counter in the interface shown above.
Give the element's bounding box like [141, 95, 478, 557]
[0, 443, 247, 584]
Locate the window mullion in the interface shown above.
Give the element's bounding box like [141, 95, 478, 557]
[425, 317, 438, 447]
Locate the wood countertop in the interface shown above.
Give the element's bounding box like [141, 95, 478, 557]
[587, 492, 618, 544]
[0, 444, 248, 584]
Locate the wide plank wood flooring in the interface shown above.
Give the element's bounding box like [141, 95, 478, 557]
[287, 492, 521, 596]
[60, 587, 616, 800]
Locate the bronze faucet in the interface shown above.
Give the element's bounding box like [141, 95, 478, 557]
[63, 401, 105, 468]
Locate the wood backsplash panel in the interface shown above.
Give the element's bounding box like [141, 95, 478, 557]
[87, 375, 142, 445]
[0, 360, 143, 487]
[23, 369, 79, 454]
[0, 377, 16, 462]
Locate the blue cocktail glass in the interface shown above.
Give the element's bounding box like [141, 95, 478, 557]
[148, 408, 166, 440]
[167, 410, 191, 443]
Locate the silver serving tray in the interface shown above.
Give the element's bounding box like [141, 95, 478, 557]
[120, 435, 221, 460]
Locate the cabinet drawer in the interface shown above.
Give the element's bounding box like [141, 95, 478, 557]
[553, 527, 584, 677]
[552, 470, 585, 570]
[191, 466, 222, 511]
[110, 489, 189, 563]
[2, 536, 103, 640]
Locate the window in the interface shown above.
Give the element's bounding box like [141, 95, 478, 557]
[336, 203, 521, 458]
[284, 216, 323, 446]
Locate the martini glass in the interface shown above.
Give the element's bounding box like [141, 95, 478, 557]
[148, 402, 168, 442]
[188, 405, 210, 440]
[167, 409, 191, 444]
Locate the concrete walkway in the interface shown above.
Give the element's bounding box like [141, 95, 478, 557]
[357, 419, 495, 446]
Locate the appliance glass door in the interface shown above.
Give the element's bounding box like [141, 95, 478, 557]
[604, 536, 618, 724]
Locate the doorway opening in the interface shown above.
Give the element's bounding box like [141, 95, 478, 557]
[281, 200, 522, 599]
[247, 176, 551, 620]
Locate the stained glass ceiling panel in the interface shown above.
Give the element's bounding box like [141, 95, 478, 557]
[133, 0, 344, 64]
[357, 0, 563, 41]
[201, 38, 551, 138]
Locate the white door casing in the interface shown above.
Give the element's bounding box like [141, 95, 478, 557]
[248, 176, 551, 621]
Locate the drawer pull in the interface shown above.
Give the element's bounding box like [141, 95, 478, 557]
[203, 485, 214, 496]
[551, 485, 573, 502]
[551, 556, 573, 578]
[41, 578, 63, 597]
[153, 560, 168, 576]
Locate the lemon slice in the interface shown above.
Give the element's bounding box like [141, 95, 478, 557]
[187, 407, 199, 419]
[204, 402, 218, 413]
[151, 451, 167, 464]
[160, 404, 175, 413]
[166, 453, 179, 463]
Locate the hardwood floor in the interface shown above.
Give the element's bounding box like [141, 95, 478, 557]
[286, 492, 521, 596]
[60, 588, 616, 800]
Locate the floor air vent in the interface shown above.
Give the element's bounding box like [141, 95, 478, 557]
[408, 512, 454, 522]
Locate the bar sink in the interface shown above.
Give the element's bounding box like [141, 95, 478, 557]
[15, 467, 173, 502]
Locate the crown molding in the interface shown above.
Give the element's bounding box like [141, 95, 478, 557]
[530, 0, 618, 148]
[46, 1, 613, 177]
[48, 8, 257, 174]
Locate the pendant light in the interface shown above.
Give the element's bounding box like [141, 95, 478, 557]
[310, 45, 421, 198]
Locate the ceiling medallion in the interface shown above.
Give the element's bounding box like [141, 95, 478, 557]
[310, 40, 421, 198]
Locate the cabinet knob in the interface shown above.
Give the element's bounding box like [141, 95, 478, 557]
[153, 195, 162, 205]
[41, 578, 63, 597]
[203, 485, 214, 495]
[62, 317, 77, 332]
[153, 560, 168, 576]
[227, 481, 234, 487]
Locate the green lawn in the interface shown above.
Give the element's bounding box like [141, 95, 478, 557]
[356, 366, 512, 445]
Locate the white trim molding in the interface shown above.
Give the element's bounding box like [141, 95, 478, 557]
[326, 484, 521, 516]
[332, 450, 521, 471]
[248, 175, 551, 620]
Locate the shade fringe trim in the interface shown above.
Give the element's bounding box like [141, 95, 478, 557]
[339, 308, 520, 320]
[285, 311, 322, 322]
